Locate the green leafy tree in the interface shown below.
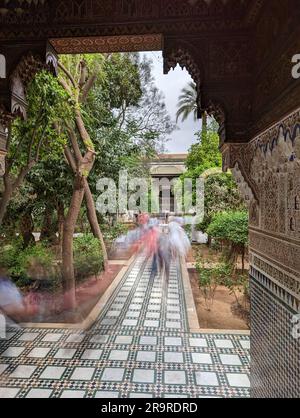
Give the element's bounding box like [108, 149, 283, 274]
[58, 53, 174, 307]
[207, 211, 249, 271]
[176, 81, 197, 122]
[185, 121, 221, 177]
[198, 171, 246, 232]
[0, 71, 70, 225]
[176, 80, 207, 136]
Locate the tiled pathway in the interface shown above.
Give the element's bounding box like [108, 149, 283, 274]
[0, 256, 250, 398]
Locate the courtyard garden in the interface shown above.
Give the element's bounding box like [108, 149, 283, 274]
[0, 52, 173, 321]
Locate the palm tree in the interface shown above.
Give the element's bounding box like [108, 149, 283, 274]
[176, 81, 207, 137]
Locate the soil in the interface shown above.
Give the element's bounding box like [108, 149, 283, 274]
[189, 269, 249, 330]
[188, 244, 250, 331]
[187, 244, 250, 270]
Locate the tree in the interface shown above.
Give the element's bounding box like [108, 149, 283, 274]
[176, 81, 198, 123]
[207, 211, 249, 271]
[57, 54, 109, 308]
[56, 53, 174, 308]
[185, 120, 221, 176]
[198, 170, 246, 232]
[83, 53, 175, 205]
[176, 81, 207, 137]
[0, 71, 70, 225]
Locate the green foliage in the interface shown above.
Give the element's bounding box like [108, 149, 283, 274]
[83, 53, 174, 198]
[0, 240, 57, 287]
[101, 223, 129, 245]
[9, 71, 71, 168]
[185, 128, 222, 176]
[222, 271, 249, 305]
[196, 258, 232, 311]
[104, 53, 142, 109]
[196, 172, 246, 232]
[176, 81, 198, 123]
[207, 211, 249, 246]
[73, 234, 104, 280]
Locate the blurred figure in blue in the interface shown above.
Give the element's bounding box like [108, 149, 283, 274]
[0, 276, 37, 325]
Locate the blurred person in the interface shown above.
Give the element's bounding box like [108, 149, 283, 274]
[0, 276, 37, 325]
[143, 218, 160, 278]
[168, 220, 191, 259]
[138, 212, 149, 228]
[158, 232, 172, 280]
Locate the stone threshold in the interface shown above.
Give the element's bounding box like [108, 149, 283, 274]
[20, 254, 137, 331]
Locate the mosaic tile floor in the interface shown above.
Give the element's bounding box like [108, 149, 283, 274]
[0, 256, 250, 398]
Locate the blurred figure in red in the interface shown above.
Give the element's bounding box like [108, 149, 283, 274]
[142, 218, 160, 277]
[138, 212, 149, 227]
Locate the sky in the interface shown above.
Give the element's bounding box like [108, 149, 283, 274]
[142, 51, 200, 154]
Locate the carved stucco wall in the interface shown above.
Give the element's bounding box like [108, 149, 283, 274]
[224, 108, 300, 398]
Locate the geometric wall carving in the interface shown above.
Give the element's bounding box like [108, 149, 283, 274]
[250, 275, 300, 398]
[246, 108, 300, 398]
[50, 34, 163, 54]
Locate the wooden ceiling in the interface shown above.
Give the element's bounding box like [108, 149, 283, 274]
[1, 0, 300, 146]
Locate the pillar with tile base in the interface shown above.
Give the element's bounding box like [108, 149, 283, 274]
[222, 108, 300, 398]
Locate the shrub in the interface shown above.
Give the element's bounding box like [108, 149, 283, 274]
[0, 240, 57, 288]
[207, 211, 248, 246]
[101, 222, 129, 250]
[207, 211, 248, 270]
[196, 258, 231, 311]
[73, 234, 104, 280]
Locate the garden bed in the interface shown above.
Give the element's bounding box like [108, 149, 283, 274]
[188, 244, 250, 331]
[31, 262, 125, 324]
[189, 268, 249, 330]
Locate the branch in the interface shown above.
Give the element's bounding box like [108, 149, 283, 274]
[80, 72, 97, 103]
[34, 125, 47, 162]
[67, 125, 83, 163]
[64, 145, 77, 173]
[12, 161, 36, 193]
[78, 60, 87, 89]
[58, 61, 76, 89]
[75, 109, 95, 152]
[58, 77, 73, 97]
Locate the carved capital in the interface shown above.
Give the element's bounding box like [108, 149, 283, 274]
[206, 100, 226, 145]
[221, 142, 259, 203]
[10, 52, 46, 118]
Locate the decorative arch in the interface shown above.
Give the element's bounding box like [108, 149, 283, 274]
[10, 52, 46, 118]
[163, 41, 203, 117]
[0, 54, 6, 78]
[163, 40, 227, 143]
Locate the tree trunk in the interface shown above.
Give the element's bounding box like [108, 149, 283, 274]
[40, 205, 57, 244]
[57, 201, 65, 255]
[0, 184, 13, 226]
[20, 210, 35, 248]
[62, 175, 85, 310]
[0, 162, 35, 226]
[84, 178, 108, 263]
[241, 247, 245, 273]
